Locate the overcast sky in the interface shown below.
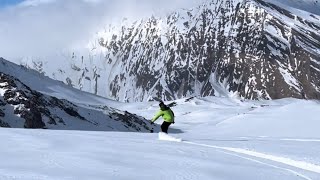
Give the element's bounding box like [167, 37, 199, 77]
[0, 0, 203, 59]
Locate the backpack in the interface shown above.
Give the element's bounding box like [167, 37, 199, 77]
[170, 108, 175, 117]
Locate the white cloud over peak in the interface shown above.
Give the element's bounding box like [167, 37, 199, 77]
[0, 0, 204, 59]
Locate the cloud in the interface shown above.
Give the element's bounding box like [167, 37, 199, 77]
[0, 0, 204, 59]
[18, 0, 56, 7]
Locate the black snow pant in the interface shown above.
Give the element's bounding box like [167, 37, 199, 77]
[161, 121, 172, 133]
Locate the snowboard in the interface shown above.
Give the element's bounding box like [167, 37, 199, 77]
[158, 132, 182, 142]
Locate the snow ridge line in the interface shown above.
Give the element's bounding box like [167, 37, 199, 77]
[183, 141, 320, 174]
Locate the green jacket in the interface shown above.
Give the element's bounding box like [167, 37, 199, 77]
[151, 109, 174, 123]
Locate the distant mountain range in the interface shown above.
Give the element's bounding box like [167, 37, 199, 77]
[18, 0, 320, 102]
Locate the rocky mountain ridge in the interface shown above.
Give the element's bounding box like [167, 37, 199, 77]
[0, 58, 153, 131]
[20, 0, 320, 102]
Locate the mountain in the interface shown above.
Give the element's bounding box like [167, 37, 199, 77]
[19, 0, 320, 102]
[0, 58, 153, 131]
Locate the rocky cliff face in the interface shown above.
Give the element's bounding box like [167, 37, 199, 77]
[0, 62, 153, 132]
[22, 0, 320, 102]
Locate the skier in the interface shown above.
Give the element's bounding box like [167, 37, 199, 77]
[151, 102, 175, 133]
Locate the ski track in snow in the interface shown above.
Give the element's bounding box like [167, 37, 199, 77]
[214, 149, 312, 180]
[183, 141, 320, 178]
[118, 97, 320, 179]
[279, 138, 320, 142]
[157, 131, 317, 179]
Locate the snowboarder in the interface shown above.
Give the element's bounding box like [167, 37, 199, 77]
[151, 102, 175, 133]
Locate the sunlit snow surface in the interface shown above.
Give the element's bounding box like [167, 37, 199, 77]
[1, 96, 320, 180]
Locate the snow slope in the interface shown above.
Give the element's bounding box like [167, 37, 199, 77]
[1, 97, 320, 179]
[0, 58, 116, 106]
[0, 58, 154, 132]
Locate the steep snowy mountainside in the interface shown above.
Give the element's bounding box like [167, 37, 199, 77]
[264, 0, 320, 15]
[2, 57, 115, 105]
[88, 0, 320, 101]
[18, 0, 320, 102]
[0, 58, 153, 131]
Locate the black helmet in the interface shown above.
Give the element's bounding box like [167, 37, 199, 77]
[159, 101, 168, 110]
[159, 101, 165, 107]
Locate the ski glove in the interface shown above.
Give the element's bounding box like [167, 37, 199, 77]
[150, 121, 154, 125]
